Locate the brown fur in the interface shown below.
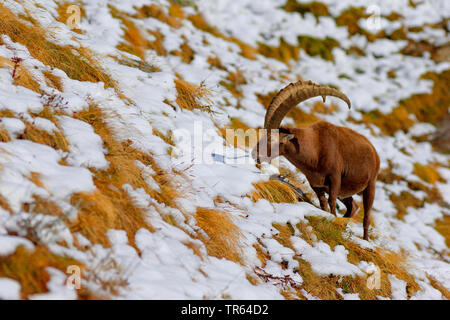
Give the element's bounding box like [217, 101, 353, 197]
[255, 121, 380, 240]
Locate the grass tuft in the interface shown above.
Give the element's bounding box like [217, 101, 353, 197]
[0, 245, 82, 299]
[174, 78, 213, 111]
[0, 5, 116, 90]
[195, 208, 242, 263]
[17, 121, 69, 152]
[252, 180, 299, 203]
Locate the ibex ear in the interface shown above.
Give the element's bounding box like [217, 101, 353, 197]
[282, 134, 295, 142]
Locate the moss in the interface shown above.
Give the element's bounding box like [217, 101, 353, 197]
[297, 35, 339, 61]
[413, 163, 442, 185]
[257, 38, 300, 64]
[335, 6, 386, 42]
[400, 70, 450, 125]
[357, 70, 449, 137]
[305, 217, 420, 298]
[361, 108, 415, 136]
[390, 191, 425, 220]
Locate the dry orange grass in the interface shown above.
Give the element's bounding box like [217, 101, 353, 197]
[435, 215, 450, 248]
[0, 109, 15, 118]
[17, 121, 69, 152]
[13, 65, 42, 94]
[187, 13, 257, 60]
[428, 276, 450, 299]
[43, 70, 63, 91]
[0, 194, 12, 213]
[390, 191, 424, 220]
[0, 125, 11, 142]
[27, 172, 45, 189]
[270, 223, 343, 299]
[0, 5, 116, 89]
[70, 105, 182, 247]
[379, 161, 444, 209]
[270, 220, 416, 300]
[195, 208, 242, 263]
[27, 195, 65, 217]
[33, 105, 65, 122]
[268, 216, 424, 300]
[0, 245, 82, 299]
[252, 180, 299, 203]
[170, 41, 195, 63]
[220, 69, 247, 99]
[207, 56, 226, 71]
[174, 78, 213, 111]
[70, 188, 152, 249]
[361, 70, 449, 136]
[111, 6, 167, 59]
[283, 0, 330, 19]
[133, 3, 182, 28]
[256, 90, 278, 110]
[0, 56, 42, 93]
[305, 216, 420, 298]
[56, 1, 85, 34]
[413, 163, 443, 185]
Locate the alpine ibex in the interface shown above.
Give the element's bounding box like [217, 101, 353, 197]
[252, 80, 380, 240]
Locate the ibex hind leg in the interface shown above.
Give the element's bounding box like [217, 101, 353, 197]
[342, 197, 358, 218]
[362, 179, 376, 240]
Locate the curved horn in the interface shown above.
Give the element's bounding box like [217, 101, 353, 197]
[264, 80, 351, 129]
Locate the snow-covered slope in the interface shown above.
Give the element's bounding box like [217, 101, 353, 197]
[0, 0, 448, 299]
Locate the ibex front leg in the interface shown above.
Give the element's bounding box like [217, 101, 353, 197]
[312, 187, 329, 212]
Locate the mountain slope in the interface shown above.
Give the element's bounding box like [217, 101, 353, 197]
[0, 0, 448, 300]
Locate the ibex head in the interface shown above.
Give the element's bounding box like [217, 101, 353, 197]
[252, 80, 351, 164]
